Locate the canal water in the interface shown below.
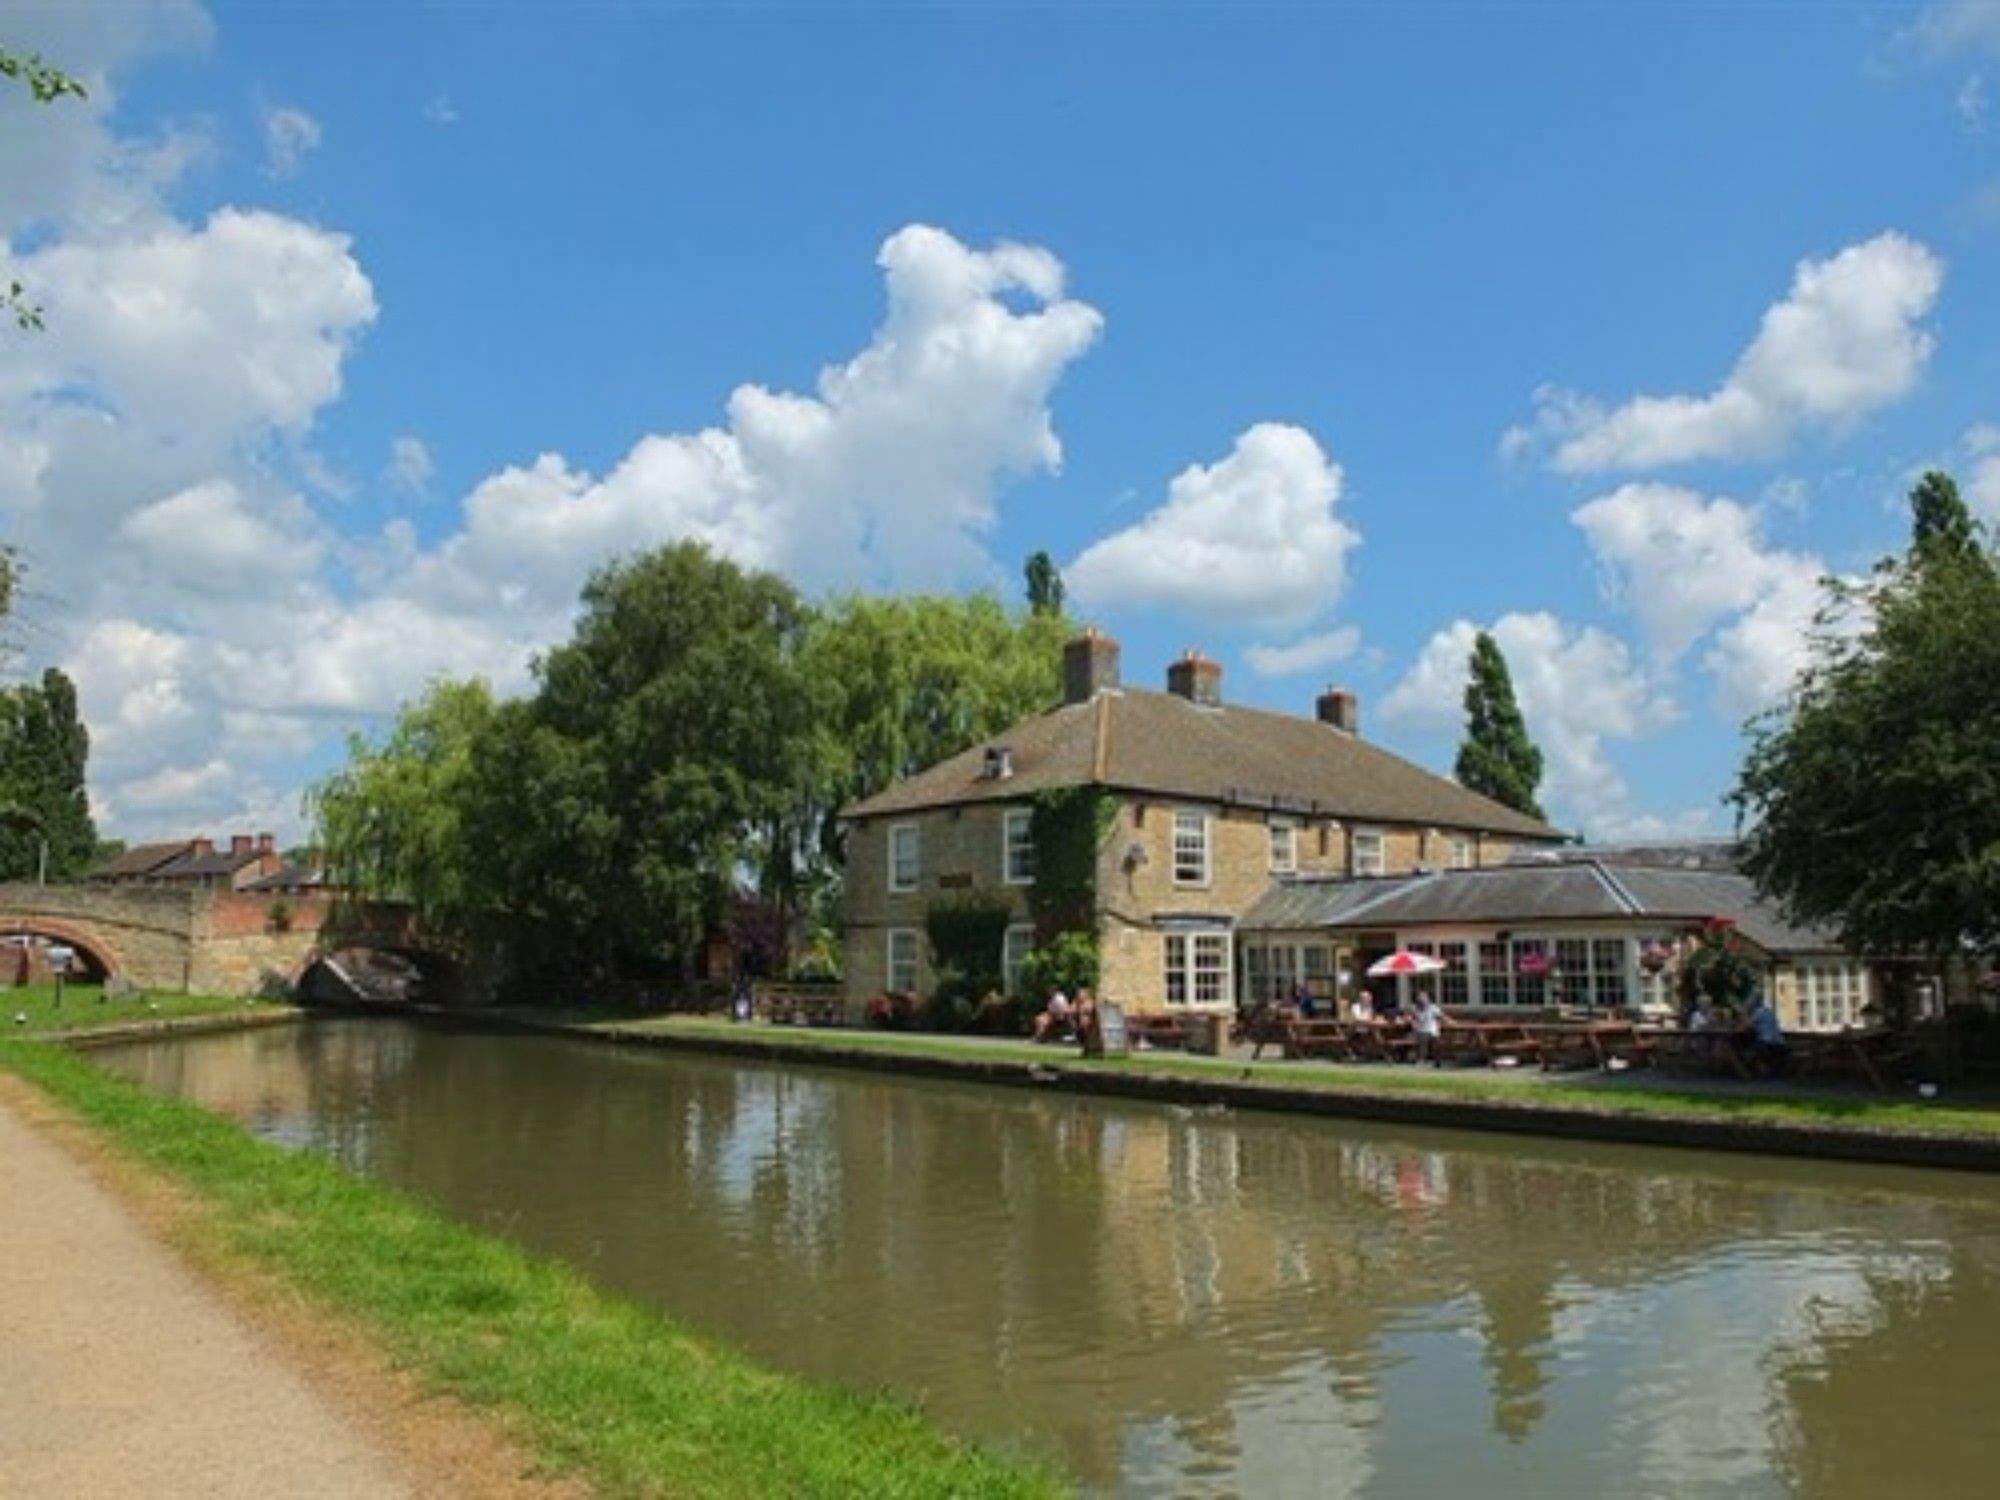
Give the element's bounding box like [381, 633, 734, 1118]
[94, 1019, 2000, 1497]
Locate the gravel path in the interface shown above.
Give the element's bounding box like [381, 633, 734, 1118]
[0, 1091, 415, 1500]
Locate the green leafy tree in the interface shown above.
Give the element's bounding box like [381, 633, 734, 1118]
[1454, 631, 1546, 819]
[514, 543, 815, 983]
[1024, 550, 1065, 616]
[3, 47, 86, 331]
[0, 668, 96, 880]
[306, 678, 501, 931]
[1734, 472, 2000, 965]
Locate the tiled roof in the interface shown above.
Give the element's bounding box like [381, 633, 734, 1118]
[88, 841, 193, 879]
[151, 848, 264, 880]
[842, 688, 1565, 841]
[1241, 860, 1846, 955]
[243, 860, 332, 891]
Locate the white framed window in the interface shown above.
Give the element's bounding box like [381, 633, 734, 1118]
[1351, 827, 1386, 877]
[1796, 962, 1870, 1031]
[1269, 818, 1298, 875]
[1448, 835, 1475, 870]
[1001, 924, 1035, 997]
[1164, 926, 1232, 1007]
[1002, 808, 1035, 886]
[886, 928, 921, 995]
[888, 822, 919, 893]
[1173, 809, 1211, 887]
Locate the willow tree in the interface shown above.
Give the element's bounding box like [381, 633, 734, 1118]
[1455, 631, 1545, 820]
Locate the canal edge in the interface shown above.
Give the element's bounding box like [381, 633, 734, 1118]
[436, 1009, 2000, 1175]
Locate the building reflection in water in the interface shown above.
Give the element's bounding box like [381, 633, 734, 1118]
[97, 1021, 2000, 1498]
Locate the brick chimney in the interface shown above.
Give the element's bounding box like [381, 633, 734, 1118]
[191, 837, 214, 857]
[1316, 686, 1359, 735]
[1166, 650, 1223, 707]
[1062, 627, 1121, 705]
[230, 834, 253, 856]
[257, 832, 275, 853]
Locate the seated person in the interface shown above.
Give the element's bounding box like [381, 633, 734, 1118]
[1032, 987, 1074, 1043]
[1373, 988, 1404, 1022]
[1291, 981, 1318, 1020]
[1350, 990, 1377, 1024]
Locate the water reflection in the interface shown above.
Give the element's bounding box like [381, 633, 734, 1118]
[96, 1021, 2000, 1497]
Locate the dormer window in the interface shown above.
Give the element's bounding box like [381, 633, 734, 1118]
[982, 745, 1015, 780]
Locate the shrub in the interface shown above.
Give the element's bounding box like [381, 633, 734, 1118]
[1019, 930, 1098, 1003]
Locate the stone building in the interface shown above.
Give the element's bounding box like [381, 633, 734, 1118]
[840, 630, 1564, 1015]
[1241, 852, 1882, 1033]
[89, 833, 284, 891]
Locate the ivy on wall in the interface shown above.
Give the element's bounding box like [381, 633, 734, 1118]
[923, 894, 1013, 1000]
[1025, 786, 1115, 941]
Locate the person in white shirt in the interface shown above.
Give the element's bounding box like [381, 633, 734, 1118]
[1412, 991, 1443, 1065]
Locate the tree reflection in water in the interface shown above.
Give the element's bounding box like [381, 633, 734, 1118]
[95, 1020, 2000, 1498]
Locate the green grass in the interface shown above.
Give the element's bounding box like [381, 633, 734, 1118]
[5, 982, 267, 1036]
[605, 1015, 2000, 1141]
[0, 1040, 1062, 1500]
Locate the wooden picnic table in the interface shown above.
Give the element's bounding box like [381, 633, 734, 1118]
[1789, 1028, 1920, 1093]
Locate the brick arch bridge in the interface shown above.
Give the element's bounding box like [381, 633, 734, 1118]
[0, 883, 442, 1000]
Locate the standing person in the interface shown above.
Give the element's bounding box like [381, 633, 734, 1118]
[1412, 990, 1443, 1066]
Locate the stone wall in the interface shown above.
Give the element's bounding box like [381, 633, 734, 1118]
[843, 803, 1035, 1003]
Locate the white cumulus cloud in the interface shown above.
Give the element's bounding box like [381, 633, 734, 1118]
[1066, 423, 1358, 630]
[1506, 233, 1944, 473]
[1244, 626, 1362, 679]
[1571, 482, 1836, 716]
[1381, 612, 1677, 835]
[5, 33, 1107, 849]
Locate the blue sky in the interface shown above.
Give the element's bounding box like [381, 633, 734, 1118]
[4, 1, 1998, 841]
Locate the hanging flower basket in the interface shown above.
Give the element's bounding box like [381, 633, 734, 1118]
[1516, 950, 1551, 977]
[1639, 941, 1673, 974]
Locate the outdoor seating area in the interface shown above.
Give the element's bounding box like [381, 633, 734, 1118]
[1220, 1006, 1922, 1093]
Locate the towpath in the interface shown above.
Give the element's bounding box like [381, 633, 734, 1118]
[0, 1087, 414, 1499]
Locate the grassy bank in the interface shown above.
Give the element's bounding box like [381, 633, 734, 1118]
[0, 1040, 1060, 1499]
[7, 982, 264, 1036]
[597, 1016, 2000, 1142]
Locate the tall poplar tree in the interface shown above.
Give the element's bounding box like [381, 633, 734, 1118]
[1455, 632, 1546, 820]
[0, 667, 96, 880]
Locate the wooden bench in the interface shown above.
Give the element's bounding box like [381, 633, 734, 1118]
[1791, 1030, 1922, 1093]
[1652, 1028, 1754, 1080]
[1344, 1021, 1416, 1063]
[1236, 1007, 1296, 1059]
[1586, 1022, 1659, 1071]
[761, 987, 846, 1027]
[1125, 1015, 1190, 1051]
[1470, 1022, 1545, 1069]
[1283, 1018, 1357, 1062]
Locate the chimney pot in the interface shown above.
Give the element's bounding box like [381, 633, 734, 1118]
[1317, 686, 1359, 735]
[257, 831, 275, 853]
[1166, 650, 1223, 707]
[1062, 627, 1121, 704]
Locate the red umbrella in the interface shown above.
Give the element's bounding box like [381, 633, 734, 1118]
[1367, 949, 1447, 977]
